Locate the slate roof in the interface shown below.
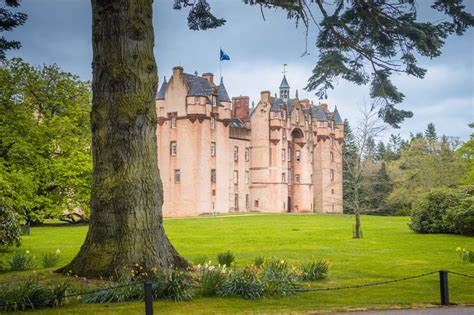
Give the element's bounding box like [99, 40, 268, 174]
[184, 73, 213, 97]
[217, 78, 231, 102]
[230, 118, 246, 128]
[333, 107, 343, 124]
[270, 97, 295, 115]
[311, 106, 328, 121]
[279, 75, 290, 89]
[156, 76, 167, 100]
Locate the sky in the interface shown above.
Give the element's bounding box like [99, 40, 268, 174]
[5, 0, 474, 142]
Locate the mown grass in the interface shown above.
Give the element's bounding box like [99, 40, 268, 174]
[1, 213, 473, 314]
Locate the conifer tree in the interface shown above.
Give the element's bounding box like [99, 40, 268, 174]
[0, 0, 27, 59]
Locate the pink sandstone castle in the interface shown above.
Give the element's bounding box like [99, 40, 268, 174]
[156, 66, 343, 217]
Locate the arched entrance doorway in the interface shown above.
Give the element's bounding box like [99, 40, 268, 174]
[288, 128, 304, 213]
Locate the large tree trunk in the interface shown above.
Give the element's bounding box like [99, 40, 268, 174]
[57, 0, 187, 279]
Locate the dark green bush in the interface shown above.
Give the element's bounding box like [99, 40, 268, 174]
[0, 204, 21, 248]
[196, 266, 227, 296]
[443, 197, 474, 236]
[218, 267, 263, 299]
[261, 259, 300, 296]
[0, 277, 69, 312]
[409, 189, 460, 234]
[217, 251, 235, 267]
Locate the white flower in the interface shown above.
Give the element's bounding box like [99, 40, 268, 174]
[209, 265, 215, 271]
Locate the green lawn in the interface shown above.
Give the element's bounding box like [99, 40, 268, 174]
[1, 213, 473, 314]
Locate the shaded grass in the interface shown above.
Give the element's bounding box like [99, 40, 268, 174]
[1, 214, 473, 314]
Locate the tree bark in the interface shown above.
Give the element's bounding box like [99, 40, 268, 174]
[57, 0, 187, 278]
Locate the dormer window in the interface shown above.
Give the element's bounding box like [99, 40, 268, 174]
[273, 111, 279, 119]
[171, 116, 177, 129]
[195, 96, 200, 104]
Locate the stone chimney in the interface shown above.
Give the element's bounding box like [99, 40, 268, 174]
[300, 99, 310, 109]
[202, 72, 214, 84]
[260, 90, 271, 103]
[172, 66, 183, 79]
[232, 96, 249, 121]
[320, 103, 329, 111]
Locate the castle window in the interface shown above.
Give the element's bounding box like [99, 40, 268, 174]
[295, 174, 300, 183]
[211, 169, 216, 183]
[330, 169, 334, 181]
[174, 169, 180, 183]
[281, 149, 286, 161]
[288, 171, 292, 184]
[295, 150, 301, 162]
[246, 194, 249, 209]
[170, 141, 177, 156]
[255, 200, 259, 208]
[282, 129, 286, 139]
[212, 189, 216, 196]
[211, 142, 216, 157]
[330, 151, 334, 161]
[233, 170, 238, 185]
[211, 116, 215, 129]
[212, 95, 217, 107]
[296, 111, 300, 123]
[273, 111, 279, 119]
[288, 148, 291, 161]
[245, 148, 250, 162]
[195, 96, 200, 104]
[331, 188, 335, 194]
[171, 116, 177, 128]
[282, 173, 286, 183]
[234, 194, 239, 210]
[245, 171, 249, 184]
[234, 146, 239, 161]
[319, 121, 324, 127]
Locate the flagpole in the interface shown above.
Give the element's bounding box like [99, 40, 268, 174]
[219, 46, 222, 80]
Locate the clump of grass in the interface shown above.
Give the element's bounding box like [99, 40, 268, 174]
[196, 264, 227, 296]
[41, 250, 61, 268]
[218, 267, 263, 299]
[153, 269, 194, 301]
[81, 280, 142, 304]
[261, 259, 300, 296]
[217, 251, 235, 267]
[0, 277, 69, 312]
[254, 256, 265, 269]
[298, 259, 330, 281]
[8, 251, 36, 271]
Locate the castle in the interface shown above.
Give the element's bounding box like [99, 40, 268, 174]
[156, 66, 343, 217]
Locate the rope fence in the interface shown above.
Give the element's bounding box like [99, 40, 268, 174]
[0, 270, 472, 313]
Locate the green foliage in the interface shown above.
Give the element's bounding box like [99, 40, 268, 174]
[173, 0, 225, 30]
[260, 259, 300, 296]
[456, 247, 474, 263]
[0, 0, 28, 59]
[409, 188, 464, 234]
[217, 250, 235, 267]
[0, 203, 21, 248]
[457, 123, 474, 185]
[253, 256, 265, 269]
[218, 267, 263, 299]
[192, 255, 208, 265]
[153, 269, 193, 301]
[443, 187, 474, 236]
[0, 58, 92, 223]
[196, 264, 227, 297]
[0, 277, 68, 312]
[41, 250, 61, 268]
[298, 259, 330, 281]
[8, 251, 36, 271]
[81, 280, 142, 304]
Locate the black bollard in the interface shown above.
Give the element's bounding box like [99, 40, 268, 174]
[439, 270, 449, 305]
[144, 280, 153, 315]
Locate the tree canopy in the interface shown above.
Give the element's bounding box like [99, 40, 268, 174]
[0, 0, 27, 59]
[175, 0, 473, 128]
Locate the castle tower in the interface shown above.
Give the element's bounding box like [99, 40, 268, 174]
[279, 75, 290, 102]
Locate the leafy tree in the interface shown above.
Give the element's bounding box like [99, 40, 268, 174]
[0, 0, 27, 59]
[0, 202, 21, 247]
[458, 123, 474, 184]
[202, 0, 474, 127]
[0, 58, 92, 225]
[388, 137, 467, 210]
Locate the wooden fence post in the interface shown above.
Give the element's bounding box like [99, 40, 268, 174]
[144, 280, 153, 315]
[439, 270, 449, 305]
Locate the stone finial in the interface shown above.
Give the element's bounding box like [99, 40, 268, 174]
[295, 89, 299, 98]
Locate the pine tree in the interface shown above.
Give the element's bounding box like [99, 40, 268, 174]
[343, 119, 357, 214]
[370, 162, 393, 212]
[0, 0, 27, 59]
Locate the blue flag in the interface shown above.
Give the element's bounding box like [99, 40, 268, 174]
[220, 49, 230, 61]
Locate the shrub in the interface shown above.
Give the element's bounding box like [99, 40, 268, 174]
[152, 269, 193, 301]
[456, 247, 474, 263]
[41, 250, 61, 268]
[299, 259, 330, 281]
[0, 204, 21, 248]
[254, 256, 265, 269]
[217, 251, 235, 267]
[218, 267, 263, 299]
[196, 264, 227, 296]
[0, 277, 69, 312]
[443, 197, 474, 236]
[8, 251, 36, 271]
[409, 189, 460, 234]
[261, 259, 300, 296]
